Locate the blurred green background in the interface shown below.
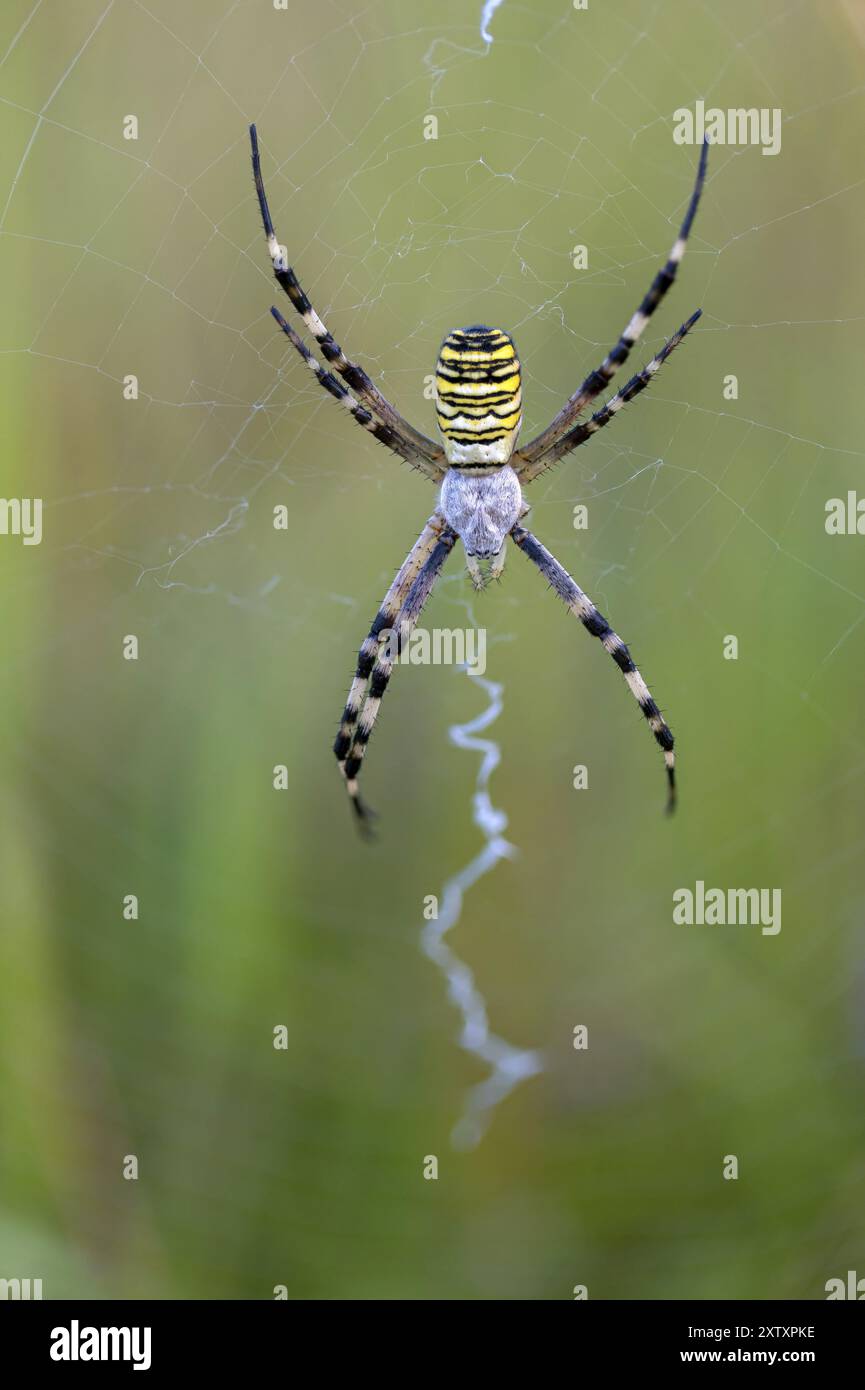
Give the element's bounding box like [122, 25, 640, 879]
[1, 0, 864, 1300]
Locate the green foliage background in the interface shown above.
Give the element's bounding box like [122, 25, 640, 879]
[1, 0, 864, 1299]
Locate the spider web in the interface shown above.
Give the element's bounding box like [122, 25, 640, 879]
[3, 0, 865, 1300]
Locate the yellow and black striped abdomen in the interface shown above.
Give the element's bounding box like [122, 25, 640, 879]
[435, 325, 522, 467]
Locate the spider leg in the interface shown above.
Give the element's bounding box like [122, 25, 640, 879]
[489, 545, 507, 582]
[333, 513, 447, 772]
[516, 139, 708, 477]
[465, 554, 485, 590]
[332, 515, 454, 826]
[270, 308, 444, 480]
[339, 525, 458, 829]
[250, 124, 445, 475]
[510, 523, 676, 812]
[522, 309, 701, 476]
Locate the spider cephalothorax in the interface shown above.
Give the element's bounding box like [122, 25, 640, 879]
[440, 462, 523, 583]
[250, 125, 708, 829]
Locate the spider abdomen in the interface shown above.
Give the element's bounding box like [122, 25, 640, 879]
[435, 325, 522, 466]
[440, 463, 523, 559]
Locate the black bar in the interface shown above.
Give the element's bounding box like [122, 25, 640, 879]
[0, 1298, 859, 1373]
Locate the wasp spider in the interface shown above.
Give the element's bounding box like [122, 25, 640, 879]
[250, 126, 708, 829]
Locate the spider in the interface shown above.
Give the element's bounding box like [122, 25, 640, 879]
[250, 126, 708, 830]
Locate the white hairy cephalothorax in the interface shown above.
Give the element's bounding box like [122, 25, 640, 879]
[440, 464, 523, 560]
